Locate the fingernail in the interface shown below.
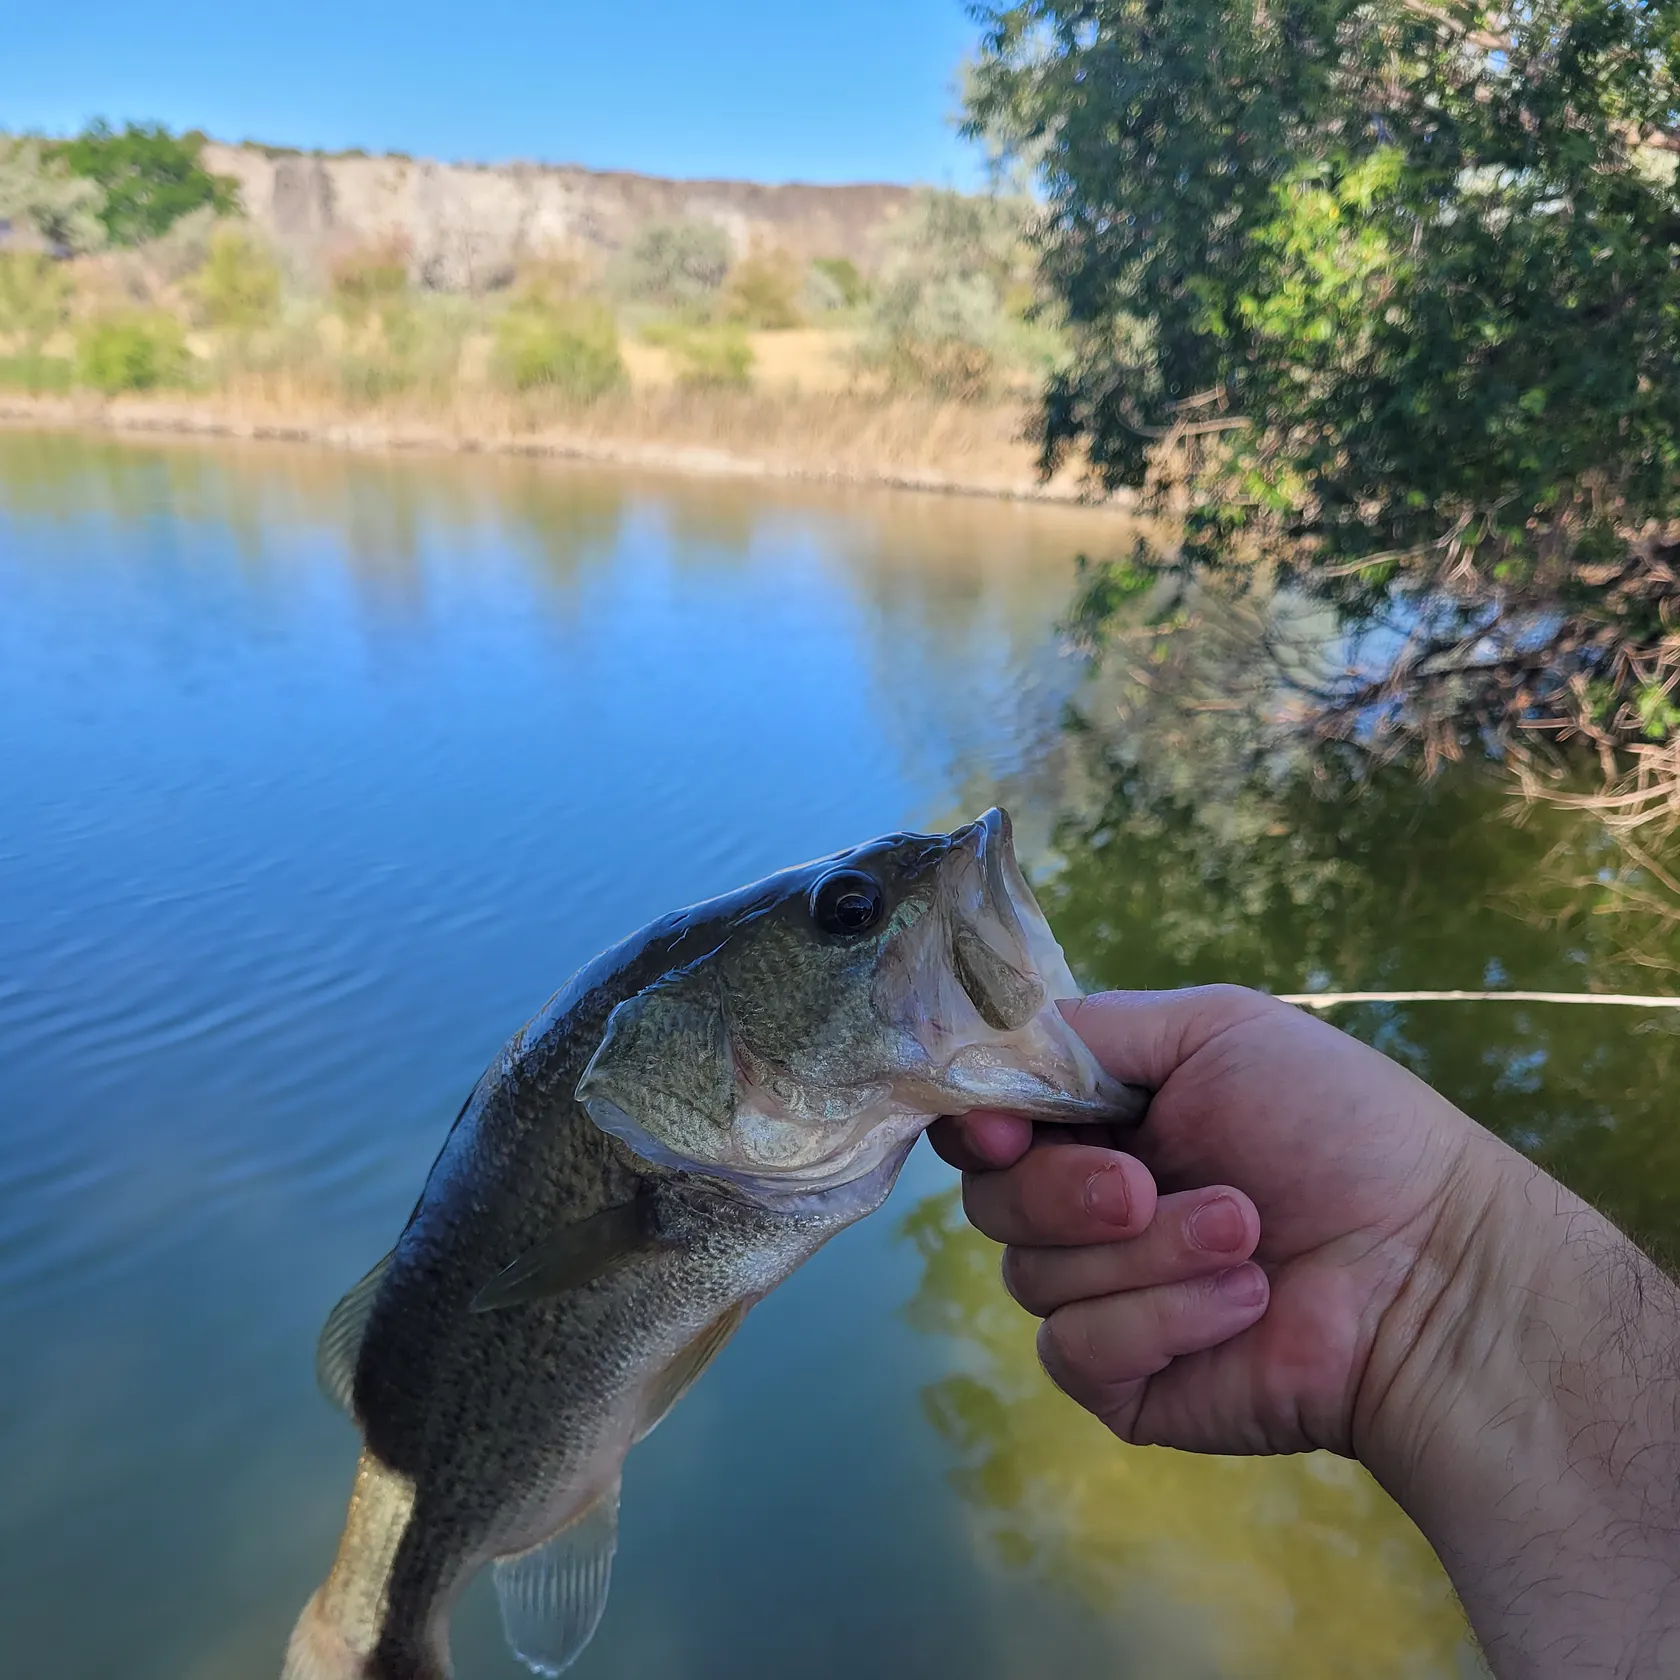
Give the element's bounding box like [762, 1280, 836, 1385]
[1187, 1196, 1246, 1253]
[1083, 1165, 1132, 1225]
[1216, 1264, 1267, 1308]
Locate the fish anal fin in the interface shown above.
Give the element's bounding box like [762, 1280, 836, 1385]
[492, 1480, 621, 1677]
[315, 1252, 392, 1415]
[471, 1201, 657, 1313]
[636, 1298, 752, 1443]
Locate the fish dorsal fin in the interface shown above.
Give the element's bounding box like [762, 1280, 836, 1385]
[635, 1299, 752, 1443]
[493, 1479, 621, 1677]
[470, 1202, 656, 1313]
[315, 1252, 392, 1415]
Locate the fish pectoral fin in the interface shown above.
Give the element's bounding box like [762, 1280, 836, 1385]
[493, 1479, 621, 1678]
[635, 1298, 753, 1442]
[470, 1202, 658, 1313]
[315, 1250, 392, 1415]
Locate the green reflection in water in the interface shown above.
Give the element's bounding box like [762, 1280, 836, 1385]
[905, 1189, 1476, 1680]
[904, 686, 1680, 1675]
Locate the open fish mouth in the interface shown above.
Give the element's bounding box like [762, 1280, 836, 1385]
[887, 805, 1146, 1127]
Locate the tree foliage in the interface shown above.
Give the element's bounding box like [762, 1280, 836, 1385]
[971, 0, 1680, 805]
[53, 121, 237, 247]
[0, 135, 106, 254]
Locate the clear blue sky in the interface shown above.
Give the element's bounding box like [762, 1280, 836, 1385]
[1, 0, 988, 186]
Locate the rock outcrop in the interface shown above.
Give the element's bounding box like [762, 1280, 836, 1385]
[205, 144, 913, 292]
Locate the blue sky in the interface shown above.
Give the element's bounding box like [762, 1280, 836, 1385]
[1, 0, 987, 186]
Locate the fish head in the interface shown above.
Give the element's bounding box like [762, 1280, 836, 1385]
[576, 807, 1145, 1207]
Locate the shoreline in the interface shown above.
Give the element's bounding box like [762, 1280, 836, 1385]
[0, 393, 1139, 511]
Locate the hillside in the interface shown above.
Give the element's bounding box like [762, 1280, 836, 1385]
[204, 143, 915, 291]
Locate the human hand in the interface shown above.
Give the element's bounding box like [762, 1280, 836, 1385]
[929, 985, 1490, 1460]
[934, 985, 1680, 1677]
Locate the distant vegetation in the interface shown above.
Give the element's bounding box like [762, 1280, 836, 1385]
[0, 121, 1063, 418]
[50, 121, 237, 246]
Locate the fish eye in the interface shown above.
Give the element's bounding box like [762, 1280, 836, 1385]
[809, 870, 885, 937]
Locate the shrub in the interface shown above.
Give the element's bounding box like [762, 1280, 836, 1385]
[194, 224, 281, 329]
[641, 320, 753, 389]
[52, 121, 236, 247]
[613, 218, 732, 307]
[0, 252, 73, 344]
[0, 135, 106, 254]
[493, 296, 624, 398]
[719, 251, 804, 330]
[76, 310, 189, 392]
[858, 189, 1057, 399]
[333, 295, 474, 407]
[810, 255, 866, 308]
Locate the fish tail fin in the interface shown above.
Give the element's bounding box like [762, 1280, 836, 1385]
[281, 1587, 372, 1680]
[280, 1590, 448, 1680]
[281, 1450, 449, 1680]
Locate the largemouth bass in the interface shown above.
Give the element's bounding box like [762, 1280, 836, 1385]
[283, 807, 1144, 1680]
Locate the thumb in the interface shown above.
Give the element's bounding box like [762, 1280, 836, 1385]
[1060, 986, 1289, 1091]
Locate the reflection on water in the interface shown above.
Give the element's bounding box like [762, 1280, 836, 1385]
[904, 1191, 1474, 1680]
[5, 429, 1671, 1678]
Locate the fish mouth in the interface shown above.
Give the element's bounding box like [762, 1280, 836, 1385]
[894, 805, 1148, 1126]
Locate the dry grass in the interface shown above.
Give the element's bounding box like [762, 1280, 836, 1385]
[0, 377, 1118, 504]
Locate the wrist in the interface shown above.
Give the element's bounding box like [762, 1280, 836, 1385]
[1356, 1131, 1680, 1676]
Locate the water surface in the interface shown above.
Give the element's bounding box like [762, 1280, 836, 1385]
[5, 430, 1671, 1679]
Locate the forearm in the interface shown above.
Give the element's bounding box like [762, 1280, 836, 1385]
[1359, 1136, 1680, 1678]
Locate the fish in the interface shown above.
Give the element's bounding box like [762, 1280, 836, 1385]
[282, 806, 1146, 1680]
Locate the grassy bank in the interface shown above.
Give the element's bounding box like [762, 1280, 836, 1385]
[0, 382, 1113, 503]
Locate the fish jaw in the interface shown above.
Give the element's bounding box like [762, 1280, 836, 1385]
[876, 806, 1148, 1126]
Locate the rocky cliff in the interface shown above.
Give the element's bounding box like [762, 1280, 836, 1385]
[205, 144, 914, 292]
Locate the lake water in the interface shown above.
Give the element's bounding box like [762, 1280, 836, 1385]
[6, 429, 1676, 1680]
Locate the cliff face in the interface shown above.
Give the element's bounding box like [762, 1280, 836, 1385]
[205, 144, 914, 291]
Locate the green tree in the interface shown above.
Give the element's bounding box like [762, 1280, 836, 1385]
[53, 121, 237, 246]
[970, 0, 1680, 804]
[0, 135, 106, 253]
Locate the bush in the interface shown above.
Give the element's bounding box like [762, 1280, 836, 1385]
[194, 224, 281, 329]
[858, 189, 1057, 399]
[493, 296, 624, 398]
[0, 135, 106, 254]
[720, 251, 804, 330]
[810, 255, 866, 308]
[613, 219, 732, 307]
[0, 252, 73, 344]
[641, 320, 753, 389]
[76, 311, 189, 392]
[52, 121, 236, 247]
